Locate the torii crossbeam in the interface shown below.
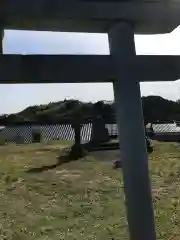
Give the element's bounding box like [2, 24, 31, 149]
[1, 1, 180, 240]
[0, 55, 179, 83]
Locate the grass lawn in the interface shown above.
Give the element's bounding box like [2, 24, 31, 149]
[0, 141, 180, 239]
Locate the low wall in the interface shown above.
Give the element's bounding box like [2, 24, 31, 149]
[152, 133, 180, 142]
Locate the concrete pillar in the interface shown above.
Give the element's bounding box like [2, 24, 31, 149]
[108, 22, 156, 240]
[0, 0, 5, 54]
[0, 27, 4, 54]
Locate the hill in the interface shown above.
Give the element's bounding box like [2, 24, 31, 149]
[0, 96, 179, 125]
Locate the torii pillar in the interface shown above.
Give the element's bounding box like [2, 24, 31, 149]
[108, 22, 156, 240]
[0, 26, 3, 54]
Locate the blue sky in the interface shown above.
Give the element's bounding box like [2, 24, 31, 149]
[1, 26, 180, 114]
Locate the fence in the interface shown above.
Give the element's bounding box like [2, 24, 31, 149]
[1, 122, 180, 144]
[0, 123, 119, 144]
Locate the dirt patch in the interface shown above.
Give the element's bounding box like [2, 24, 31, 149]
[56, 169, 81, 179]
[89, 149, 121, 162]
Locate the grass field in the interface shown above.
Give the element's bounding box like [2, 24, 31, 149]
[0, 141, 180, 239]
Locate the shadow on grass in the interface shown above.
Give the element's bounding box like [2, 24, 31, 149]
[26, 154, 74, 173]
[26, 144, 88, 173]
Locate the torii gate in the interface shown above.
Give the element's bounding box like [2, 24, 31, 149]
[1, 1, 180, 240]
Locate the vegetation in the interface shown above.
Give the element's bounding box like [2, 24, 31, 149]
[142, 96, 180, 124]
[0, 141, 180, 239]
[0, 96, 180, 125]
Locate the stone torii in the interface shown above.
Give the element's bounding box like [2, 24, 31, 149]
[1, 1, 180, 239]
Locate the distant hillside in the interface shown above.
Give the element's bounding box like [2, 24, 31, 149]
[0, 96, 179, 125]
[0, 99, 115, 125]
[142, 96, 180, 124]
